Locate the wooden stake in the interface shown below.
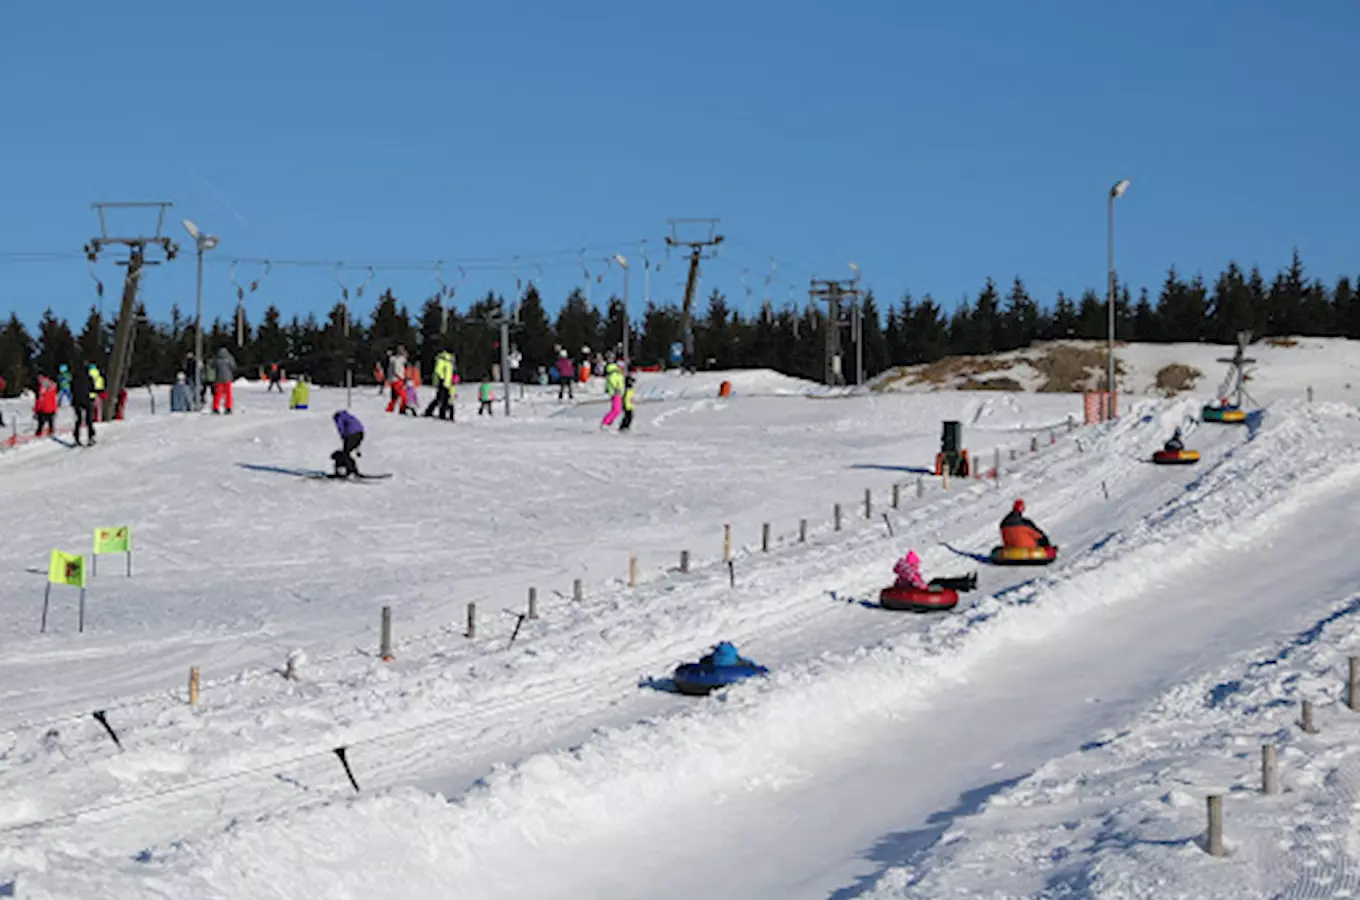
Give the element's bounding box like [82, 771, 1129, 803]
[1205, 795, 1225, 857]
[892, 483, 900, 509]
[723, 523, 732, 562]
[864, 488, 872, 518]
[798, 519, 807, 543]
[916, 476, 924, 499]
[527, 587, 538, 620]
[572, 578, 583, 602]
[1348, 656, 1360, 711]
[380, 605, 393, 662]
[466, 601, 476, 638]
[188, 666, 200, 707]
[1301, 699, 1319, 733]
[994, 447, 1001, 480]
[680, 550, 690, 573]
[834, 503, 842, 531]
[941, 469, 949, 491]
[628, 555, 638, 588]
[1261, 744, 1279, 795]
[761, 523, 770, 552]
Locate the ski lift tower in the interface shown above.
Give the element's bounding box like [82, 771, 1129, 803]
[1216, 330, 1258, 409]
[664, 218, 724, 373]
[85, 202, 178, 421]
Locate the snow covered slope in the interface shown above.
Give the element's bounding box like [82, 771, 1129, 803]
[1, 366, 1358, 898]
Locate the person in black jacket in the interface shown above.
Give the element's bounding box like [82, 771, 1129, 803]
[70, 359, 96, 446]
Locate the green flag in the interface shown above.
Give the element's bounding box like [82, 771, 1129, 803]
[48, 550, 87, 588]
[94, 526, 131, 555]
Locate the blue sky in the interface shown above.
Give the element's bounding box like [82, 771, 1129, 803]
[1, 0, 1356, 329]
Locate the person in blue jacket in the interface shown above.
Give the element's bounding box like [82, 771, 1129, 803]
[331, 410, 365, 477]
[701, 640, 757, 668]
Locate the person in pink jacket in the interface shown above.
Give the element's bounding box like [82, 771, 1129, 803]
[893, 550, 927, 589]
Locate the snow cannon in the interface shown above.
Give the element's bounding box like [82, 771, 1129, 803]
[878, 584, 960, 612]
[989, 545, 1058, 566]
[1202, 404, 1246, 424]
[672, 660, 768, 696]
[935, 420, 971, 478]
[1152, 448, 1200, 465]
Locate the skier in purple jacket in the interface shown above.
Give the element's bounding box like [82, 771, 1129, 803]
[332, 410, 365, 477]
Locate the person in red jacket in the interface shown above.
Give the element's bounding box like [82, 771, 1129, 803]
[1000, 499, 1050, 549]
[33, 375, 58, 436]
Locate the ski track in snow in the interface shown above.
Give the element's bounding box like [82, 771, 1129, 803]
[1, 363, 1358, 898]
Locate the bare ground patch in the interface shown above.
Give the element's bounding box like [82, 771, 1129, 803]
[1154, 363, 1202, 396]
[1266, 337, 1299, 348]
[959, 376, 1024, 391]
[1031, 345, 1125, 393]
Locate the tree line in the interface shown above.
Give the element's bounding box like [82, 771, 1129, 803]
[1, 250, 1356, 396]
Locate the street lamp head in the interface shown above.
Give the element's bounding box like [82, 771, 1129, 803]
[201, 235, 219, 251]
[1110, 179, 1131, 199]
[182, 218, 200, 240]
[614, 254, 628, 269]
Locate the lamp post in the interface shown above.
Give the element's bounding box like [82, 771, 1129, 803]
[614, 253, 630, 365]
[1107, 179, 1130, 419]
[182, 219, 218, 409]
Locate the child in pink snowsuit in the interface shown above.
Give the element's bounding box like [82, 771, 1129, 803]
[893, 550, 927, 589]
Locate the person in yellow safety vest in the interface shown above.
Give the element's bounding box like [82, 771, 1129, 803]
[88, 362, 105, 422]
[600, 362, 625, 429]
[423, 350, 456, 421]
[618, 375, 636, 432]
[290, 376, 311, 410]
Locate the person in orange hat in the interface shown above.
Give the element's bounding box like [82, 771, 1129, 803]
[1000, 499, 1050, 549]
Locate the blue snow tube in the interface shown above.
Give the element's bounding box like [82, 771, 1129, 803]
[672, 661, 769, 696]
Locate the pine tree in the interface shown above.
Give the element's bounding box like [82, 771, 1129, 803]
[907, 296, 949, 363]
[1000, 278, 1039, 350]
[858, 293, 889, 376]
[1076, 289, 1105, 338]
[1334, 276, 1360, 339]
[1131, 287, 1158, 341]
[255, 305, 290, 369]
[1267, 250, 1308, 336]
[516, 284, 556, 373]
[556, 288, 602, 360]
[34, 308, 78, 380]
[0, 313, 33, 395]
[1209, 262, 1255, 343]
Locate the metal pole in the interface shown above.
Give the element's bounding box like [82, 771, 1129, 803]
[194, 244, 204, 410]
[621, 263, 630, 365]
[1107, 191, 1115, 420]
[500, 318, 511, 416]
[856, 296, 864, 386]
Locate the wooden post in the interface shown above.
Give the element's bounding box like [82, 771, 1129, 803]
[629, 555, 639, 588]
[916, 476, 924, 499]
[527, 587, 538, 620]
[1348, 656, 1360, 711]
[680, 550, 690, 573]
[761, 523, 770, 552]
[1031, 435, 1038, 453]
[188, 666, 200, 707]
[1261, 744, 1279, 795]
[834, 503, 842, 531]
[798, 519, 807, 543]
[723, 523, 732, 562]
[1009, 447, 1017, 461]
[572, 578, 583, 602]
[380, 605, 394, 662]
[994, 446, 1001, 480]
[1301, 699, 1319, 733]
[1308, 385, 1314, 403]
[941, 468, 949, 490]
[1205, 795, 1225, 857]
[466, 601, 476, 638]
[892, 483, 900, 509]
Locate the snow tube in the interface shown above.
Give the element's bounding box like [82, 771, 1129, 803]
[1152, 449, 1200, 465]
[879, 584, 959, 612]
[672, 661, 769, 696]
[1202, 405, 1246, 424]
[989, 545, 1058, 566]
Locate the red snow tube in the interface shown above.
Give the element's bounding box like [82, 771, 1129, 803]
[879, 585, 960, 612]
[1152, 449, 1201, 465]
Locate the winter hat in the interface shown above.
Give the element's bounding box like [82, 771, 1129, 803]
[1013, 499, 1025, 513]
[905, 550, 920, 565]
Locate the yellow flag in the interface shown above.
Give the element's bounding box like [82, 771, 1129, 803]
[48, 550, 87, 588]
[94, 526, 131, 555]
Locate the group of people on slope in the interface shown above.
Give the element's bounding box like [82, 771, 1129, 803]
[180, 347, 240, 413]
[890, 497, 1051, 590]
[28, 361, 105, 445]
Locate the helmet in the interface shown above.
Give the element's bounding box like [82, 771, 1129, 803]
[905, 550, 920, 565]
[1013, 499, 1025, 513]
